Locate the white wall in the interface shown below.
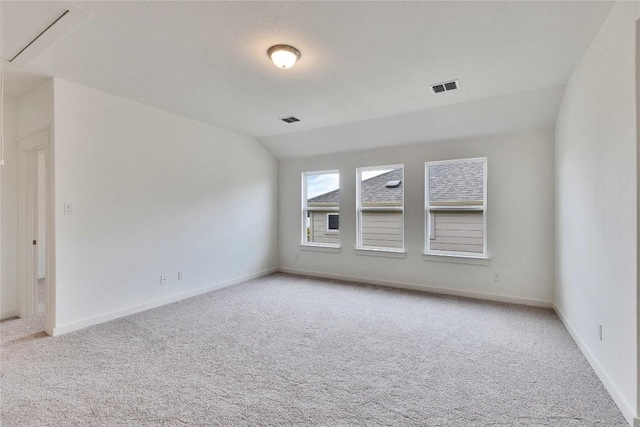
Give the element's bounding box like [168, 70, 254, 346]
[17, 81, 54, 140]
[279, 128, 555, 306]
[52, 79, 278, 332]
[1, 96, 19, 319]
[554, 1, 639, 424]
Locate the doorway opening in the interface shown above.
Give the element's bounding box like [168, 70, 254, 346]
[35, 151, 47, 318]
[13, 128, 54, 335]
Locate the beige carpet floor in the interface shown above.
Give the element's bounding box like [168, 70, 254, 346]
[0, 273, 627, 426]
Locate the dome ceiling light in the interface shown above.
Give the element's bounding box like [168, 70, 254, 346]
[268, 45, 300, 69]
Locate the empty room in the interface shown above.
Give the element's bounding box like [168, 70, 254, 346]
[1, 1, 639, 425]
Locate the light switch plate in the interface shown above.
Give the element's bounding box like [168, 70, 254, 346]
[64, 203, 74, 215]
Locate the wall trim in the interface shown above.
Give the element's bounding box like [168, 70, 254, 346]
[52, 267, 277, 336]
[1, 309, 20, 320]
[300, 244, 341, 254]
[279, 267, 553, 308]
[554, 304, 636, 426]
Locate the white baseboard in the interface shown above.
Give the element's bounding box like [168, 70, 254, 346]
[52, 268, 277, 336]
[1, 309, 20, 320]
[554, 304, 636, 426]
[278, 267, 553, 308]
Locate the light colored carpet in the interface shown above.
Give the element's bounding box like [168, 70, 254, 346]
[0, 273, 626, 426]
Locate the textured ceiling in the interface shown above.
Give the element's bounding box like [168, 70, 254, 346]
[3, 1, 615, 158]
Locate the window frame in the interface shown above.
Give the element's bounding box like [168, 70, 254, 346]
[326, 213, 340, 233]
[424, 157, 488, 258]
[301, 169, 340, 248]
[356, 164, 405, 253]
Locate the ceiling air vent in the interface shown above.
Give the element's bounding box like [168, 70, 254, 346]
[281, 116, 300, 123]
[2, 3, 90, 66]
[431, 80, 459, 94]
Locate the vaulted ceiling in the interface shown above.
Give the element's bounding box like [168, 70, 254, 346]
[3, 1, 615, 158]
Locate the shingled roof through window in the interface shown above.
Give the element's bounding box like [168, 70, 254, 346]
[360, 168, 403, 204]
[307, 161, 484, 206]
[429, 160, 484, 202]
[308, 169, 404, 205]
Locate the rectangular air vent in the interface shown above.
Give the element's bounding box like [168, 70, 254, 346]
[431, 80, 459, 94]
[281, 116, 300, 123]
[3, 3, 90, 66]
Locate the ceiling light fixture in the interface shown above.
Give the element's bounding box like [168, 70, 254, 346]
[268, 45, 300, 69]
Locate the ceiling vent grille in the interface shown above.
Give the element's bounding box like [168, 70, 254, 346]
[2, 4, 90, 66]
[431, 80, 459, 94]
[6, 10, 69, 62]
[281, 116, 300, 123]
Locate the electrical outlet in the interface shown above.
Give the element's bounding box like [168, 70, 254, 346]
[598, 323, 603, 341]
[161, 275, 168, 286]
[178, 271, 184, 281]
[493, 272, 500, 282]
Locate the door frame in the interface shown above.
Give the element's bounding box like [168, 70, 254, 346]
[17, 127, 55, 335]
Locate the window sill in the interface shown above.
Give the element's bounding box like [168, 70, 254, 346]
[423, 252, 491, 266]
[300, 244, 341, 254]
[355, 247, 406, 259]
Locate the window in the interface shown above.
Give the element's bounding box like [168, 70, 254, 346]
[302, 170, 340, 247]
[425, 158, 487, 257]
[326, 214, 339, 232]
[356, 164, 404, 251]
